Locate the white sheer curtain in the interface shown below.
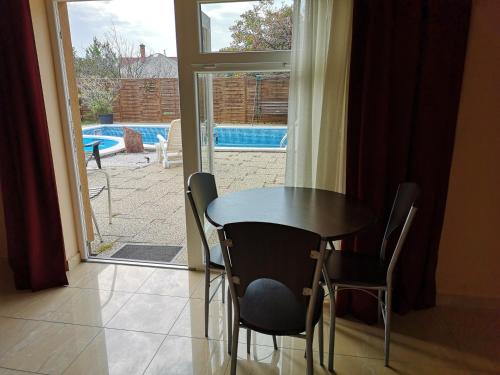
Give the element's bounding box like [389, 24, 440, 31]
[285, 0, 353, 192]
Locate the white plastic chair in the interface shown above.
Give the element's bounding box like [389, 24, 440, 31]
[157, 119, 183, 168]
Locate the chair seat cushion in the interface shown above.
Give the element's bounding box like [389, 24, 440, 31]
[326, 250, 387, 286]
[209, 244, 225, 269]
[239, 278, 324, 336]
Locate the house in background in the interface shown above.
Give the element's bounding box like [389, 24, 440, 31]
[120, 44, 178, 79]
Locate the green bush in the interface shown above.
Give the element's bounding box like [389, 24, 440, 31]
[90, 99, 113, 116]
[78, 76, 120, 119]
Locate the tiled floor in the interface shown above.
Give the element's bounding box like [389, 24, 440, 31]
[0, 262, 498, 374]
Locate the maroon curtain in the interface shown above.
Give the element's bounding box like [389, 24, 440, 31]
[0, 0, 68, 290]
[338, 0, 471, 323]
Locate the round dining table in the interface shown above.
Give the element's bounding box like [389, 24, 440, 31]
[206, 186, 375, 240]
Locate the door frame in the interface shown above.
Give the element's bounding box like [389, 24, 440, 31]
[48, 0, 90, 261]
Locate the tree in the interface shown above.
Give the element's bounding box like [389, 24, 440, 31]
[74, 28, 151, 119]
[74, 37, 120, 79]
[105, 26, 147, 79]
[78, 76, 121, 118]
[222, 0, 292, 52]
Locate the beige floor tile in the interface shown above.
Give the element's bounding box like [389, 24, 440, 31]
[441, 306, 500, 372]
[169, 299, 327, 353]
[381, 362, 493, 375]
[189, 274, 226, 301]
[238, 321, 334, 353]
[383, 308, 471, 370]
[169, 299, 229, 341]
[72, 264, 154, 293]
[43, 288, 133, 327]
[106, 293, 187, 334]
[312, 311, 468, 370]
[137, 269, 203, 297]
[145, 336, 229, 375]
[0, 368, 42, 375]
[63, 329, 164, 375]
[0, 260, 487, 375]
[0, 287, 77, 320]
[223, 344, 329, 375]
[382, 330, 467, 370]
[328, 355, 484, 375]
[0, 318, 99, 374]
[66, 262, 110, 286]
[223, 344, 478, 375]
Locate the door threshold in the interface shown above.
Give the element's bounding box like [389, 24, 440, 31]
[84, 257, 193, 270]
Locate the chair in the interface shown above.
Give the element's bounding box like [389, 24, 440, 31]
[324, 182, 419, 370]
[157, 119, 182, 168]
[217, 222, 327, 375]
[85, 141, 112, 242]
[186, 172, 226, 338]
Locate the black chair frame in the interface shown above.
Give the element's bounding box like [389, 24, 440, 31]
[218, 222, 328, 375]
[323, 183, 419, 370]
[186, 173, 226, 338]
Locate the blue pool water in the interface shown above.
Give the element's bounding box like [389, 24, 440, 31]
[83, 126, 167, 145]
[83, 125, 287, 149]
[83, 136, 119, 152]
[214, 127, 287, 148]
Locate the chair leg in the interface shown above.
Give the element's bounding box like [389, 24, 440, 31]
[227, 288, 232, 354]
[272, 335, 278, 350]
[230, 316, 240, 375]
[319, 306, 324, 366]
[328, 286, 336, 372]
[204, 266, 210, 338]
[107, 189, 112, 225]
[90, 207, 103, 243]
[384, 288, 392, 367]
[221, 273, 226, 304]
[104, 172, 112, 224]
[378, 289, 383, 324]
[306, 325, 314, 375]
[246, 328, 251, 354]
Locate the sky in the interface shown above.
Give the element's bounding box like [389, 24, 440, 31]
[68, 0, 292, 57]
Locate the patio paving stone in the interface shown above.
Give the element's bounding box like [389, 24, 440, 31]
[130, 219, 186, 245]
[88, 151, 286, 264]
[92, 216, 151, 237]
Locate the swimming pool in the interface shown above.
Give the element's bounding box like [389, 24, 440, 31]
[214, 126, 287, 149]
[82, 124, 288, 152]
[82, 135, 124, 156]
[83, 125, 167, 145]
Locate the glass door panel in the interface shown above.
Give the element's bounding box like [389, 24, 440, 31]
[174, 0, 293, 269]
[197, 74, 215, 173]
[195, 71, 289, 195]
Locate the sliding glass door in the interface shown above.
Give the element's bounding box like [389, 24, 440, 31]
[175, 0, 292, 269]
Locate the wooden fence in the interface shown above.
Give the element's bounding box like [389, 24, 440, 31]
[81, 76, 289, 124]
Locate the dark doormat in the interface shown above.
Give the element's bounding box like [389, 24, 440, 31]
[111, 244, 182, 263]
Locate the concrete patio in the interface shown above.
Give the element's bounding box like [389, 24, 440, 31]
[88, 150, 286, 264]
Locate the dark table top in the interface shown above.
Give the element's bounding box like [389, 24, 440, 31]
[206, 187, 375, 240]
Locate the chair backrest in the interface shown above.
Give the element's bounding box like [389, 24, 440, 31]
[167, 119, 182, 153]
[85, 141, 102, 169]
[186, 172, 218, 258]
[218, 222, 323, 304]
[380, 183, 419, 284]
